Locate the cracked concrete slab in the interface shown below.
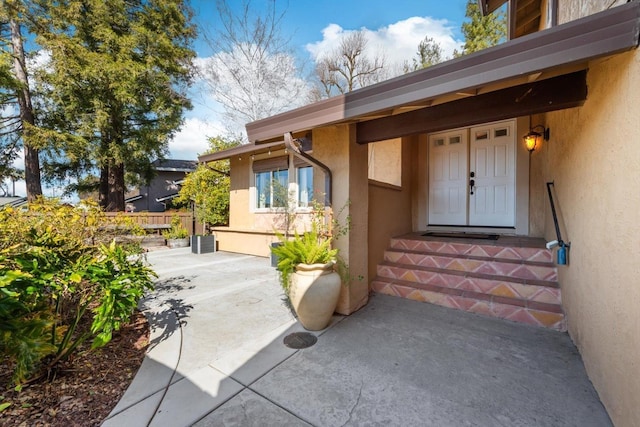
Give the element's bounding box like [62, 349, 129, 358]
[110, 249, 612, 427]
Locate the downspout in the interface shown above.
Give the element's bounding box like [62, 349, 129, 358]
[284, 132, 332, 207]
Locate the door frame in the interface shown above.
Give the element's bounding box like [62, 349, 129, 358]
[419, 117, 531, 236]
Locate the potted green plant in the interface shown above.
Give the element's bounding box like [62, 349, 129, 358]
[162, 215, 189, 248]
[271, 226, 341, 331]
[270, 180, 298, 267]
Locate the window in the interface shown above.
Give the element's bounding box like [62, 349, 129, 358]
[255, 169, 288, 209]
[253, 156, 289, 209]
[297, 166, 313, 207]
[252, 154, 315, 210]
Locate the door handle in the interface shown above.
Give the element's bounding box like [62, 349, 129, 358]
[469, 171, 475, 195]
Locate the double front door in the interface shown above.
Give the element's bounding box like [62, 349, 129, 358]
[428, 120, 515, 227]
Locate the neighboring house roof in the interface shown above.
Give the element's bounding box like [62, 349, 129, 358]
[0, 197, 28, 208]
[124, 194, 144, 203]
[244, 2, 640, 144]
[151, 159, 197, 173]
[155, 194, 179, 203]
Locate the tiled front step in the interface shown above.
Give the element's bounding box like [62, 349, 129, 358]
[377, 262, 561, 305]
[372, 278, 566, 331]
[384, 249, 557, 282]
[390, 238, 553, 263]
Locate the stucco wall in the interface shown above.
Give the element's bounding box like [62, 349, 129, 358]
[368, 136, 414, 281]
[558, 0, 626, 24]
[534, 50, 640, 426]
[313, 125, 369, 315]
[217, 151, 316, 256]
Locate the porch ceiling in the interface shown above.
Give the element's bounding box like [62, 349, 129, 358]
[245, 2, 640, 144]
[356, 70, 587, 144]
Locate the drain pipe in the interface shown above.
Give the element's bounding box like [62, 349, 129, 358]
[284, 132, 332, 207]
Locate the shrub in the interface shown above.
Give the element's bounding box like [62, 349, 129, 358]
[0, 199, 155, 386]
[162, 215, 189, 239]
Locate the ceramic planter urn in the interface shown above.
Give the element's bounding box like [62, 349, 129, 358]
[290, 262, 341, 331]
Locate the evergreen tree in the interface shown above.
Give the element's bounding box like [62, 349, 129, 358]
[1, 3, 43, 200]
[32, 0, 196, 210]
[458, 0, 507, 55]
[404, 36, 445, 73]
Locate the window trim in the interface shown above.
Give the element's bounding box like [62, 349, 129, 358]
[250, 151, 315, 213]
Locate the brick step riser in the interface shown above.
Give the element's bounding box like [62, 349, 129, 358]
[384, 252, 558, 282]
[390, 239, 553, 263]
[377, 264, 561, 305]
[372, 280, 566, 331]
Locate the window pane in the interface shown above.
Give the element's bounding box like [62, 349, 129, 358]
[272, 169, 289, 207]
[256, 171, 271, 208]
[297, 167, 313, 207]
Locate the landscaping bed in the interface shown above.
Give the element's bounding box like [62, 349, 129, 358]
[0, 310, 149, 426]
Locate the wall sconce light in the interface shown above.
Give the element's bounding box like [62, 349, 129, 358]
[523, 125, 550, 153]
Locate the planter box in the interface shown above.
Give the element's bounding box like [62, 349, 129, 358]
[191, 235, 216, 254]
[167, 237, 189, 248]
[270, 242, 283, 267]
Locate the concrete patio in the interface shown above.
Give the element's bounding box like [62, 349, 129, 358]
[102, 248, 611, 426]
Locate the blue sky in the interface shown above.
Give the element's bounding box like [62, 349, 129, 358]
[170, 0, 470, 160]
[7, 1, 471, 197]
[190, 0, 469, 57]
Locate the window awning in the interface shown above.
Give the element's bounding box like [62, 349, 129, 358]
[245, 2, 640, 144]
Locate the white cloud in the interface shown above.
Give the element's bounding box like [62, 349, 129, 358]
[306, 16, 463, 69]
[168, 116, 225, 160]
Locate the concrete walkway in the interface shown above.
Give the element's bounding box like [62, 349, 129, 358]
[102, 248, 611, 427]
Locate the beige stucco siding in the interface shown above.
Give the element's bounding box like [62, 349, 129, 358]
[368, 137, 414, 281]
[558, 0, 627, 24]
[313, 125, 369, 315]
[535, 50, 640, 427]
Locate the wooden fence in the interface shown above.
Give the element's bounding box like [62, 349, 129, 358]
[104, 211, 203, 235]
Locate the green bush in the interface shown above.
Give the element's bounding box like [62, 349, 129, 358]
[162, 215, 189, 239]
[0, 199, 155, 386]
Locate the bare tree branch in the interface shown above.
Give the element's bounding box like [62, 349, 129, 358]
[313, 30, 387, 99]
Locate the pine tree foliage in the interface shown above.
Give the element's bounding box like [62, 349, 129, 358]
[31, 0, 197, 210]
[1, 3, 43, 200]
[458, 0, 507, 55]
[404, 36, 446, 73]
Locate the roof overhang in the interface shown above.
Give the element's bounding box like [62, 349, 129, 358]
[478, 0, 507, 16]
[245, 2, 640, 144]
[198, 140, 285, 163]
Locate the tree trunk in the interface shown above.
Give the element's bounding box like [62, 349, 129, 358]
[99, 164, 109, 210]
[10, 18, 42, 201]
[106, 161, 125, 211]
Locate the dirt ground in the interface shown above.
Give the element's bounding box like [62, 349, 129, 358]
[1, 310, 149, 427]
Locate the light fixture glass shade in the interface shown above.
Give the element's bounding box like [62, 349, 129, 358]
[523, 131, 539, 152]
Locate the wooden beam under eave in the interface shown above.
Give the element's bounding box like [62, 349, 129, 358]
[516, 8, 542, 34]
[356, 70, 587, 144]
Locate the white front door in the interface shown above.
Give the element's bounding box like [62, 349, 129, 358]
[428, 120, 516, 227]
[428, 130, 468, 225]
[469, 122, 515, 226]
